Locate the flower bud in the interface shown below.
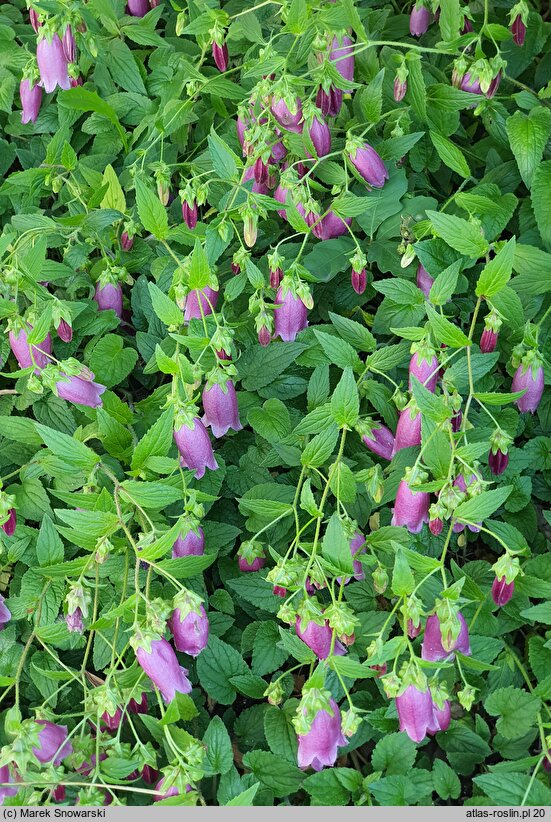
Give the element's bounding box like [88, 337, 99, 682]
[121, 231, 134, 251]
[410, 4, 431, 36]
[416, 263, 434, 297]
[20, 79, 42, 125]
[347, 139, 388, 188]
[394, 77, 407, 102]
[351, 267, 367, 295]
[511, 14, 526, 46]
[211, 41, 228, 72]
[491, 576, 515, 607]
[56, 318, 73, 343]
[512, 352, 544, 413]
[372, 566, 388, 594]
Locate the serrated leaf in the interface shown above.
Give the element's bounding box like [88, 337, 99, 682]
[100, 164, 126, 213]
[506, 107, 551, 188]
[426, 210, 488, 258]
[430, 132, 470, 178]
[454, 486, 512, 524]
[331, 367, 359, 428]
[135, 177, 169, 240]
[476, 238, 515, 298]
[426, 304, 471, 347]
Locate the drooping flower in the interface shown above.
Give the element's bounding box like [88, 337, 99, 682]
[295, 616, 346, 660]
[183, 287, 219, 323]
[56, 371, 106, 409]
[56, 318, 73, 343]
[317, 211, 351, 240]
[127, 0, 150, 16]
[36, 33, 71, 93]
[62, 25, 76, 62]
[271, 97, 303, 132]
[511, 14, 526, 46]
[237, 540, 265, 572]
[0, 596, 10, 630]
[134, 637, 192, 703]
[347, 530, 366, 582]
[202, 379, 243, 438]
[33, 720, 73, 765]
[394, 77, 407, 102]
[94, 281, 123, 317]
[416, 263, 434, 297]
[182, 199, 198, 230]
[169, 596, 209, 657]
[0, 765, 18, 803]
[172, 526, 205, 558]
[409, 4, 431, 36]
[347, 140, 388, 188]
[396, 685, 434, 742]
[480, 328, 498, 353]
[316, 85, 343, 118]
[308, 114, 331, 157]
[459, 72, 482, 95]
[9, 325, 52, 372]
[66, 607, 84, 633]
[512, 355, 544, 414]
[29, 8, 41, 32]
[121, 231, 134, 251]
[427, 700, 451, 734]
[329, 35, 355, 92]
[393, 404, 422, 454]
[391, 476, 430, 533]
[297, 698, 346, 771]
[409, 344, 439, 393]
[173, 416, 218, 479]
[128, 693, 148, 714]
[421, 612, 471, 662]
[101, 708, 122, 732]
[212, 42, 229, 72]
[491, 576, 515, 607]
[362, 423, 395, 461]
[351, 267, 366, 294]
[274, 285, 309, 342]
[20, 79, 42, 124]
[1, 509, 16, 537]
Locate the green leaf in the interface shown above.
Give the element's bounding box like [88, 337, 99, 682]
[227, 576, 281, 614]
[328, 312, 376, 352]
[321, 513, 354, 574]
[520, 602, 551, 625]
[372, 278, 424, 306]
[365, 342, 410, 372]
[429, 260, 461, 305]
[432, 759, 461, 800]
[248, 398, 291, 443]
[238, 343, 308, 391]
[89, 334, 138, 388]
[512, 244, 551, 295]
[301, 424, 339, 468]
[264, 706, 298, 763]
[36, 514, 64, 567]
[426, 210, 489, 258]
[131, 409, 174, 472]
[430, 132, 470, 178]
[147, 282, 182, 327]
[439, 0, 462, 40]
[107, 38, 147, 94]
[100, 164, 126, 213]
[314, 330, 362, 370]
[410, 377, 450, 423]
[372, 732, 417, 775]
[426, 304, 471, 347]
[475, 773, 551, 806]
[225, 784, 260, 806]
[242, 750, 303, 797]
[476, 238, 515, 298]
[58, 87, 127, 149]
[34, 423, 99, 471]
[331, 368, 359, 428]
[406, 52, 426, 121]
[531, 160, 551, 250]
[454, 486, 512, 524]
[391, 549, 415, 596]
[506, 107, 551, 188]
[474, 391, 526, 405]
[203, 716, 234, 776]
[195, 635, 249, 705]
[135, 178, 169, 241]
[484, 687, 541, 739]
[208, 129, 239, 180]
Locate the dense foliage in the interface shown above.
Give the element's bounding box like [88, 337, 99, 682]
[0, 0, 550, 807]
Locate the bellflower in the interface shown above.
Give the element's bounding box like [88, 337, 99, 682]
[391, 476, 430, 533]
[271, 97, 303, 132]
[56, 370, 106, 409]
[169, 600, 209, 657]
[1, 508, 16, 537]
[33, 720, 73, 765]
[20, 79, 42, 124]
[9, 325, 52, 372]
[416, 263, 434, 297]
[351, 267, 366, 294]
[212, 42, 229, 72]
[511, 14, 526, 46]
[183, 287, 219, 323]
[308, 115, 331, 157]
[316, 85, 343, 118]
[66, 607, 84, 633]
[421, 612, 471, 662]
[127, 0, 150, 16]
[135, 637, 192, 703]
[362, 423, 395, 460]
[409, 4, 431, 36]
[396, 685, 434, 742]
[329, 35, 355, 92]
[295, 617, 346, 660]
[317, 211, 351, 240]
[274, 284, 309, 341]
[492, 576, 515, 606]
[392, 404, 422, 454]
[0, 766, 18, 804]
[202, 379, 243, 438]
[94, 282, 123, 317]
[173, 416, 218, 479]
[172, 526, 205, 558]
[512, 355, 544, 413]
[36, 33, 71, 93]
[427, 700, 451, 735]
[128, 693, 148, 714]
[297, 698, 346, 771]
[0, 596, 10, 629]
[62, 25, 76, 62]
[348, 140, 388, 188]
[409, 345, 439, 393]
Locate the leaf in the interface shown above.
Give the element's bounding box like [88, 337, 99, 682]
[512, 244, 551, 295]
[484, 687, 541, 739]
[313, 330, 362, 370]
[372, 732, 417, 775]
[406, 52, 426, 121]
[430, 132, 470, 178]
[34, 424, 99, 472]
[188, 239, 211, 291]
[426, 210, 489, 258]
[58, 88, 127, 149]
[426, 304, 471, 347]
[227, 576, 281, 614]
[147, 282, 182, 327]
[328, 312, 376, 352]
[372, 278, 424, 306]
[432, 759, 461, 801]
[391, 549, 415, 596]
[107, 38, 146, 94]
[365, 342, 410, 372]
[196, 635, 249, 705]
[454, 486, 512, 524]
[203, 716, 234, 776]
[248, 398, 291, 443]
[100, 164, 126, 213]
[264, 706, 298, 763]
[89, 335, 138, 388]
[301, 424, 339, 468]
[439, 0, 462, 40]
[531, 160, 551, 250]
[475, 773, 551, 806]
[506, 107, 551, 188]
[476, 238, 515, 298]
[238, 343, 308, 391]
[131, 409, 174, 472]
[410, 377, 450, 423]
[321, 513, 354, 574]
[474, 391, 526, 405]
[225, 784, 260, 806]
[331, 368, 359, 428]
[135, 178, 169, 241]
[208, 129, 239, 180]
[242, 750, 303, 797]
[429, 260, 461, 305]
[36, 514, 64, 567]
[520, 603, 551, 625]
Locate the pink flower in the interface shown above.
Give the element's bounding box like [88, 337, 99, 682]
[489, 448, 508, 475]
[1, 509, 16, 537]
[121, 231, 134, 251]
[480, 328, 498, 353]
[173, 417, 218, 479]
[316, 85, 342, 117]
[308, 115, 331, 157]
[421, 613, 471, 662]
[511, 15, 526, 46]
[394, 78, 407, 102]
[271, 97, 303, 132]
[409, 351, 439, 393]
[20, 79, 42, 124]
[297, 699, 346, 771]
[183, 287, 219, 323]
[396, 685, 434, 742]
[274, 287, 308, 341]
[127, 0, 150, 16]
[416, 264, 434, 297]
[410, 4, 431, 36]
[33, 721, 73, 765]
[460, 72, 482, 95]
[427, 700, 451, 734]
[202, 380, 242, 438]
[362, 424, 394, 460]
[36, 34, 71, 93]
[295, 618, 346, 660]
[172, 527, 204, 558]
[66, 608, 84, 633]
[393, 406, 422, 454]
[169, 604, 209, 657]
[182, 200, 198, 230]
[317, 211, 351, 240]
[101, 708, 122, 732]
[128, 693, 148, 714]
[94, 282, 123, 317]
[491, 576, 514, 606]
[351, 267, 366, 294]
[56, 372, 106, 408]
[135, 637, 192, 703]
[62, 25, 76, 62]
[0, 765, 18, 803]
[391, 479, 429, 533]
[9, 326, 52, 372]
[329, 35, 354, 92]
[0, 596, 10, 629]
[212, 42, 228, 72]
[29, 9, 41, 32]
[349, 143, 388, 188]
[512, 362, 544, 413]
[238, 555, 265, 572]
[56, 319, 73, 343]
